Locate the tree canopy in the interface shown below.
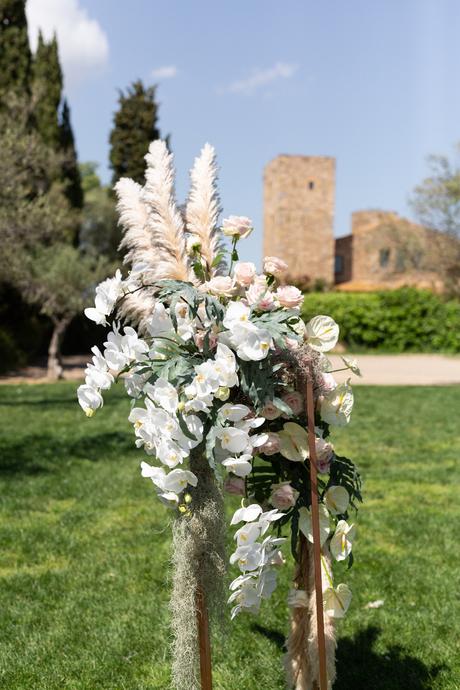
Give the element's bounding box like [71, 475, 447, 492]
[109, 80, 164, 185]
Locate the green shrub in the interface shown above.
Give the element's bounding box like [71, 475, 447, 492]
[302, 287, 460, 353]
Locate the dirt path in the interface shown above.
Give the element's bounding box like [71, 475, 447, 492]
[329, 354, 460, 386]
[1, 353, 459, 386]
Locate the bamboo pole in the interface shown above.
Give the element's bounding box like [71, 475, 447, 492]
[306, 378, 328, 690]
[196, 584, 213, 690]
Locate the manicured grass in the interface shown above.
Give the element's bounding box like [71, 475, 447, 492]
[0, 383, 459, 689]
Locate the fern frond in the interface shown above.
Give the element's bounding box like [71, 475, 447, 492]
[185, 143, 226, 277]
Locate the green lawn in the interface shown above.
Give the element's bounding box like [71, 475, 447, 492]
[0, 383, 459, 689]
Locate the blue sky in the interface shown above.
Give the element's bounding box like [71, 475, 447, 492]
[27, 0, 460, 266]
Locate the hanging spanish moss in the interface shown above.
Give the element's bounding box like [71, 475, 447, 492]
[170, 453, 226, 690]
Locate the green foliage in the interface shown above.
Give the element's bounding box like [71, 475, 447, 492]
[109, 80, 164, 185]
[0, 0, 31, 97]
[0, 384, 459, 688]
[32, 32, 62, 148]
[410, 142, 460, 237]
[59, 99, 83, 209]
[302, 288, 460, 352]
[79, 163, 119, 260]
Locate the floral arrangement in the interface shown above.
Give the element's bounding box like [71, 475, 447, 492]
[77, 140, 362, 690]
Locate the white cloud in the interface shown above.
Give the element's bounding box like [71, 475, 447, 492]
[26, 0, 109, 88]
[220, 62, 298, 95]
[151, 65, 178, 80]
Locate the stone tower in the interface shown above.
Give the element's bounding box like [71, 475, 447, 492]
[263, 155, 336, 284]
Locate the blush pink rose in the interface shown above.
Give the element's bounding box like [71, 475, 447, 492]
[194, 330, 218, 351]
[270, 482, 299, 510]
[263, 256, 288, 277]
[221, 215, 253, 238]
[320, 373, 337, 393]
[234, 261, 256, 287]
[316, 437, 334, 474]
[276, 285, 304, 309]
[245, 276, 275, 311]
[203, 276, 235, 297]
[261, 400, 281, 420]
[258, 432, 281, 456]
[224, 477, 246, 495]
[282, 391, 304, 416]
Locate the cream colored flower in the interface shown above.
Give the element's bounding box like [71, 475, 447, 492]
[320, 381, 354, 426]
[306, 315, 339, 352]
[323, 583, 352, 618]
[341, 356, 362, 377]
[330, 520, 355, 562]
[324, 486, 350, 515]
[298, 504, 330, 546]
[278, 422, 309, 462]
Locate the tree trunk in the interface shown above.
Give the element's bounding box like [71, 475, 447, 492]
[47, 316, 71, 380]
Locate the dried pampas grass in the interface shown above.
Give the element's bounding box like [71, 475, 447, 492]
[285, 538, 336, 690]
[186, 143, 225, 277]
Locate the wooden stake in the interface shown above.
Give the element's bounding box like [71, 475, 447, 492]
[196, 584, 213, 690]
[306, 378, 328, 690]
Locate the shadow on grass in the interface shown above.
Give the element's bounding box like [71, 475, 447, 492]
[335, 626, 443, 690]
[252, 624, 443, 689]
[0, 431, 135, 475]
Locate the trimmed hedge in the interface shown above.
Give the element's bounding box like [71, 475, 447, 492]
[302, 287, 460, 353]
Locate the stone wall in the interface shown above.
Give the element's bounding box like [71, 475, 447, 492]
[263, 155, 335, 285]
[349, 210, 458, 290]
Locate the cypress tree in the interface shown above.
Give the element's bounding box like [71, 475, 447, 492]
[32, 31, 62, 148]
[109, 80, 164, 185]
[0, 0, 32, 97]
[59, 99, 83, 208]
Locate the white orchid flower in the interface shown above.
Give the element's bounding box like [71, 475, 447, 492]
[324, 486, 350, 515]
[77, 384, 103, 417]
[149, 378, 179, 414]
[278, 422, 309, 462]
[257, 568, 278, 599]
[330, 520, 356, 562]
[320, 381, 354, 426]
[230, 542, 264, 572]
[232, 323, 273, 362]
[306, 315, 339, 352]
[219, 404, 251, 422]
[323, 583, 352, 618]
[217, 426, 251, 454]
[84, 270, 124, 325]
[234, 522, 261, 546]
[298, 504, 330, 546]
[155, 438, 187, 468]
[140, 461, 166, 488]
[145, 302, 173, 337]
[157, 491, 180, 509]
[222, 455, 253, 478]
[162, 468, 198, 494]
[231, 504, 263, 525]
[223, 301, 251, 329]
[258, 509, 284, 535]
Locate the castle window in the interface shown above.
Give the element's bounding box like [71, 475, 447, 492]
[379, 248, 390, 268]
[335, 255, 344, 274]
[308, 181, 315, 190]
[396, 250, 406, 272]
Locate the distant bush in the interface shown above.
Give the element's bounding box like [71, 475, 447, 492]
[302, 287, 460, 353]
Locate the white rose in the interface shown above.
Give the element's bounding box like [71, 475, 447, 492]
[263, 256, 288, 277]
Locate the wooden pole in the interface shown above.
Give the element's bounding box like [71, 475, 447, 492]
[306, 378, 328, 690]
[196, 584, 213, 690]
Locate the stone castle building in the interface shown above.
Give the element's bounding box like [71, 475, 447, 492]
[263, 154, 455, 291]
